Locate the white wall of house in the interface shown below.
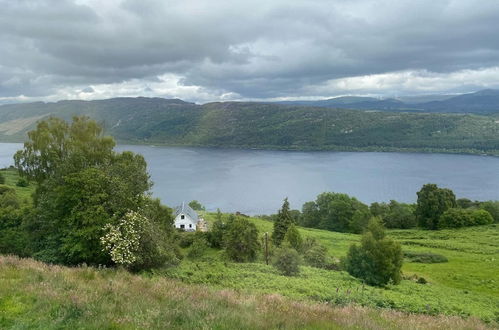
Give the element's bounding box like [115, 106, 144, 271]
[174, 213, 197, 231]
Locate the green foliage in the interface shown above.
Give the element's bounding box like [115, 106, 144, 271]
[207, 211, 227, 248]
[11, 116, 176, 269]
[178, 232, 196, 248]
[14, 116, 116, 184]
[301, 192, 371, 233]
[272, 246, 301, 276]
[0, 172, 5, 184]
[302, 238, 328, 268]
[2, 98, 499, 155]
[15, 178, 29, 187]
[471, 209, 494, 226]
[404, 251, 448, 263]
[224, 217, 260, 262]
[283, 224, 302, 251]
[373, 200, 417, 229]
[272, 198, 293, 246]
[479, 200, 499, 222]
[188, 200, 205, 211]
[416, 184, 456, 230]
[439, 208, 493, 228]
[187, 235, 209, 260]
[345, 218, 403, 286]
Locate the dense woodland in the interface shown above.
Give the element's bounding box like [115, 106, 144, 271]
[0, 98, 498, 154]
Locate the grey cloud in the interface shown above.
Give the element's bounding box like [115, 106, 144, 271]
[1, 0, 499, 100]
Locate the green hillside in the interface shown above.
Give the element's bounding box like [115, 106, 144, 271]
[1, 255, 493, 330]
[0, 98, 498, 154]
[165, 213, 499, 323]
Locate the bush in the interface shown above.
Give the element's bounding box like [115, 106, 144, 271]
[178, 232, 196, 248]
[224, 217, 260, 262]
[404, 251, 448, 263]
[479, 201, 499, 222]
[187, 235, 209, 259]
[439, 208, 493, 228]
[344, 218, 403, 286]
[438, 208, 473, 228]
[101, 210, 180, 271]
[303, 244, 328, 268]
[0, 172, 5, 184]
[207, 211, 226, 248]
[283, 224, 302, 251]
[471, 209, 494, 226]
[272, 246, 301, 276]
[16, 178, 29, 187]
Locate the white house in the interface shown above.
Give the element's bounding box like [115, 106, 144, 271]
[173, 202, 199, 231]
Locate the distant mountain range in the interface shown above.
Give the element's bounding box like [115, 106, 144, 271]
[276, 89, 499, 114]
[0, 93, 498, 155]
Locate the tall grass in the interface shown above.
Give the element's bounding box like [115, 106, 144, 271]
[0, 255, 492, 329]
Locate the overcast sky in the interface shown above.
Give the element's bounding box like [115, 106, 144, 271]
[1, 0, 499, 103]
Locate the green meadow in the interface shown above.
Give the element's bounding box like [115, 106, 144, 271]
[163, 213, 499, 323]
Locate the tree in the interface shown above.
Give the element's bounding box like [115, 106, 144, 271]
[14, 116, 175, 268]
[306, 192, 371, 233]
[272, 198, 294, 246]
[283, 224, 302, 251]
[302, 239, 328, 268]
[300, 201, 319, 227]
[207, 211, 227, 249]
[479, 201, 499, 222]
[224, 217, 260, 262]
[383, 200, 417, 229]
[189, 200, 205, 211]
[272, 246, 301, 276]
[415, 184, 456, 230]
[344, 218, 403, 286]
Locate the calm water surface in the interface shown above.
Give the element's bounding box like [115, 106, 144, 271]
[1, 143, 498, 214]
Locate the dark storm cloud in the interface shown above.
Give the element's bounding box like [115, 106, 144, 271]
[1, 0, 499, 101]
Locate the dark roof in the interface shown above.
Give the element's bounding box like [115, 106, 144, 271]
[174, 202, 199, 221]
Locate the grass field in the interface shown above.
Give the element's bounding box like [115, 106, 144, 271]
[0, 167, 34, 202]
[165, 212, 499, 323]
[0, 255, 493, 329]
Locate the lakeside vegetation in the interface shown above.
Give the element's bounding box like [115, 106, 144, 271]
[0, 98, 498, 155]
[1, 116, 498, 328]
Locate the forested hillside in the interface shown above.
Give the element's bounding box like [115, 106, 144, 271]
[0, 97, 498, 154]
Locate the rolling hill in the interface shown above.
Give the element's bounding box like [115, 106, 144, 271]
[0, 97, 498, 154]
[277, 89, 499, 114]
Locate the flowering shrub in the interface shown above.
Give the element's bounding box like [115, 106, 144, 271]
[100, 211, 147, 266]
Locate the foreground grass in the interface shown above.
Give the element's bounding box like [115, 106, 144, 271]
[0, 255, 493, 330]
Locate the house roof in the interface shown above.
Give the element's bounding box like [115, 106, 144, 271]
[174, 202, 199, 221]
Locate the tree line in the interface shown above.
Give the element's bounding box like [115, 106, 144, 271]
[260, 187, 497, 233]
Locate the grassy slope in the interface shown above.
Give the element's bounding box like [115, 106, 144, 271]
[167, 213, 499, 322]
[0, 168, 34, 201]
[0, 255, 492, 330]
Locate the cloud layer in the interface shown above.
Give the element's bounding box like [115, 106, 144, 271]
[1, 0, 499, 103]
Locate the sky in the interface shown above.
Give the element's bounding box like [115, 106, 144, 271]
[1, 0, 499, 104]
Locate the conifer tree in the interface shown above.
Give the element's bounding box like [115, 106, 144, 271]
[272, 198, 293, 246]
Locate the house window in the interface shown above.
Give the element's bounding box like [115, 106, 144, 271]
[180, 224, 185, 229]
[189, 224, 192, 228]
[181, 215, 185, 219]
